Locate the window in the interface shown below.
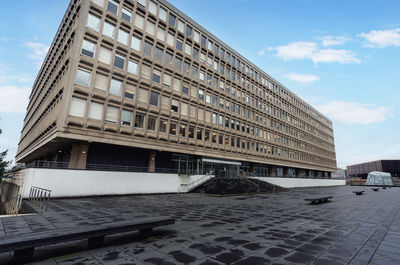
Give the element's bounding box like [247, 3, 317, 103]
[98, 46, 112, 64]
[107, 0, 118, 14]
[87, 14, 100, 31]
[214, 44, 219, 55]
[114, 54, 125, 69]
[152, 70, 161, 83]
[190, 105, 196, 118]
[197, 128, 203, 140]
[212, 113, 217, 124]
[182, 84, 189, 94]
[199, 71, 204, 81]
[201, 35, 206, 47]
[198, 109, 204, 120]
[161, 95, 169, 109]
[200, 52, 206, 64]
[124, 84, 135, 100]
[121, 110, 132, 126]
[163, 73, 171, 87]
[177, 20, 184, 33]
[205, 130, 210, 141]
[190, 86, 197, 98]
[141, 64, 151, 79]
[165, 52, 173, 67]
[103, 22, 115, 39]
[137, 0, 146, 8]
[81, 39, 96, 58]
[109, 78, 122, 96]
[128, 60, 138, 75]
[174, 57, 181, 71]
[208, 40, 212, 51]
[159, 7, 167, 21]
[179, 124, 186, 137]
[138, 88, 148, 104]
[94, 73, 108, 91]
[191, 67, 197, 78]
[69, 97, 86, 117]
[88, 102, 103, 120]
[155, 47, 163, 62]
[176, 40, 182, 51]
[147, 116, 156, 130]
[169, 13, 176, 27]
[206, 94, 211, 104]
[186, 25, 192, 37]
[184, 43, 191, 56]
[193, 48, 198, 59]
[156, 27, 165, 41]
[121, 8, 131, 22]
[183, 61, 190, 75]
[105, 106, 118, 123]
[219, 115, 223, 126]
[173, 78, 180, 92]
[167, 32, 174, 46]
[171, 99, 179, 112]
[212, 132, 217, 143]
[198, 89, 204, 100]
[135, 113, 145, 128]
[91, 0, 104, 7]
[146, 20, 155, 35]
[170, 122, 177, 134]
[188, 126, 194, 138]
[131, 36, 141, 51]
[75, 68, 91, 86]
[194, 31, 200, 43]
[117, 29, 129, 45]
[159, 119, 167, 133]
[144, 41, 153, 57]
[150, 91, 159, 106]
[181, 102, 188, 116]
[134, 14, 144, 29]
[149, 1, 157, 15]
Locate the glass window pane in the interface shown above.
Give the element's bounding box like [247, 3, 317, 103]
[87, 14, 100, 31]
[131, 36, 141, 51]
[88, 102, 103, 120]
[109, 78, 122, 96]
[114, 54, 125, 69]
[105, 106, 118, 123]
[149, 0, 157, 15]
[94, 73, 108, 91]
[69, 97, 86, 117]
[75, 68, 91, 86]
[150, 91, 159, 106]
[159, 7, 167, 21]
[128, 60, 138, 75]
[107, 0, 118, 14]
[103, 22, 115, 38]
[122, 8, 131, 22]
[121, 110, 132, 125]
[117, 29, 129, 45]
[81, 39, 96, 58]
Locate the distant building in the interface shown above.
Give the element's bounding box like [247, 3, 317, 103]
[331, 168, 346, 179]
[347, 160, 400, 179]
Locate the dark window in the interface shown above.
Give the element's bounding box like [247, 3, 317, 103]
[170, 122, 177, 134]
[183, 61, 190, 74]
[152, 72, 161, 83]
[186, 25, 192, 37]
[144, 42, 152, 57]
[226, 52, 230, 62]
[169, 13, 176, 27]
[147, 116, 156, 130]
[107, 0, 118, 15]
[134, 113, 144, 128]
[176, 40, 182, 51]
[193, 48, 198, 59]
[214, 45, 219, 55]
[114, 54, 125, 69]
[188, 126, 194, 138]
[179, 124, 186, 137]
[155, 47, 163, 62]
[220, 49, 225, 60]
[165, 53, 173, 66]
[182, 85, 189, 94]
[171, 104, 178, 112]
[201, 35, 206, 47]
[150, 91, 159, 106]
[197, 128, 202, 140]
[124, 92, 134, 99]
[159, 119, 167, 133]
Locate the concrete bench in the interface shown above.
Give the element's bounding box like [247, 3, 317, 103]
[0, 216, 174, 263]
[305, 196, 333, 204]
[353, 191, 365, 195]
[372, 188, 379, 191]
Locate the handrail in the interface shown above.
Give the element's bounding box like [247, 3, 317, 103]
[29, 186, 52, 212]
[180, 174, 214, 192]
[232, 170, 260, 193]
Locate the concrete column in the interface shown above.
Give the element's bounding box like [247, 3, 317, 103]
[148, 151, 156, 173]
[69, 143, 89, 169]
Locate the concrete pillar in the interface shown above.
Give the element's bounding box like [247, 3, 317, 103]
[148, 151, 156, 173]
[69, 143, 89, 169]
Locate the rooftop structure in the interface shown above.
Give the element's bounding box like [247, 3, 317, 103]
[347, 160, 400, 179]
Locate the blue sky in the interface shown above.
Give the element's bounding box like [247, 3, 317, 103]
[0, 0, 399, 169]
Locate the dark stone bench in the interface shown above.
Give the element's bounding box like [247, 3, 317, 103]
[372, 188, 380, 191]
[353, 191, 365, 195]
[0, 216, 174, 263]
[305, 196, 333, 204]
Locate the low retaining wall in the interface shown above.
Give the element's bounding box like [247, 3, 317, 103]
[253, 177, 346, 188]
[18, 168, 205, 198]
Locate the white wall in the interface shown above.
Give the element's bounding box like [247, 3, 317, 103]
[20, 168, 206, 198]
[253, 176, 346, 188]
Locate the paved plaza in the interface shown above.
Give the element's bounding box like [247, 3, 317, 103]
[1, 185, 400, 264]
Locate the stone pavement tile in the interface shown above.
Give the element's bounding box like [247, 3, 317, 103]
[55, 252, 102, 265]
[28, 258, 58, 265]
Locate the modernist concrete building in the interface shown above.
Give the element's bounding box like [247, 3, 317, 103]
[347, 160, 400, 179]
[16, 0, 337, 178]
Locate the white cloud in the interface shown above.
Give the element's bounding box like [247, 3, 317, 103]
[285, 73, 320, 84]
[24, 41, 50, 69]
[319, 36, 350, 46]
[315, 101, 393, 125]
[274, 41, 317, 61]
[359, 28, 400, 48]
[0, 85, 30, 113]
[312, 49, 360, 64]
[268, 41, 360, 64]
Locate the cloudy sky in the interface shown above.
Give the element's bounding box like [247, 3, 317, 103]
[0, 0, 399, 169]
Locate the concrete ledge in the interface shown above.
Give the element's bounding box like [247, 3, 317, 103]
[253, 176, 346, 188]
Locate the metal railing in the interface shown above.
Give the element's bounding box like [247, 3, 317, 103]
[179, 174, 215, 193]
[232, 170, 260, 193]
[29, 186, 52, 212]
